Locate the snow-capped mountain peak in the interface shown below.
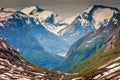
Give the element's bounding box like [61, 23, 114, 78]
[0, 8, 16, 12]
[57, 5, 119, 44]
[92, 8, 115, 29]
[22, 6, 67, 35]
[60, 6, 94, 26]
[0, 8, 28, 20]
[22, 6, 59, 21]
[21, 6, 44, 15]
[82, 5, 119, 29]
[84, 6, 94, 13]
[61, 14, 79, 25]
[0, 8, 39, 28]
[0, 8, 27, 27]
[0, 8, 17, 21]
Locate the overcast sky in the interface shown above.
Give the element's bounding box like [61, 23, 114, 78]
[0, 0, 120, 18]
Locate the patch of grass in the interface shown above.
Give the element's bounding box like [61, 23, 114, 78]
[68, 37, 120, 76]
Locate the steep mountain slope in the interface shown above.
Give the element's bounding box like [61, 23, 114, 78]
[0, 37, 84, 80]
[88, 56, 120, 80]
[0, 8, 63, 69]
[22, 6, 68, 35]
[68, 14, 120, 80]
[0, 37, 50, 79]
[58, 15, 95, 44]
[55, 9, 120, 71]
[22, 6, 70, 56]
[58, 5, 119, 44]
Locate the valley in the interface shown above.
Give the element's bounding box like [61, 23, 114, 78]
[0, 5, 120, 80]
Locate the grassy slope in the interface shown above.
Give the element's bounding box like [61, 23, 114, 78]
[68, 14, 120, 74]
[68, 37, 120, 75]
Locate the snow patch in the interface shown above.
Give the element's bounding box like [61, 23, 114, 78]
[1, 42, 7, 49]
[79, 19, 89, 26]
[103, 66, 120, 77]
[21, 6, 39, 15]
[0, 65, 5, 69]
[0, 58, 12, 66]
[0, 23, 4, 27]
[92, 8, 115, 29]
[93, 74, 101, 79]
[84, 6, 94, 13]
[57, 53, 66, 57]
[87, 40, 93, 43]
[22, 6, 66, 34]
[16, 78, 30, 80]
[99, 57, 120, 69]
[62, 14, 78, 25]
[0, 74, 9, 80]
[72, 77, 83, 80]
[106, 63, 120, 69]
[17, 48, 20, 52]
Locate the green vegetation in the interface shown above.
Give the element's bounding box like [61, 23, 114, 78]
[55, 22, 115, 72]
[68, 37, 120, 75]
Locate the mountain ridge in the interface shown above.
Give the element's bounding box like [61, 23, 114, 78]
[0, 37, 84, 80]
[0, 8, 64, 69]
[55, 9, 120, 71]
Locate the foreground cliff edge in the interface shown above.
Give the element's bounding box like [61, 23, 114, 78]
[0, 37, 84, 80]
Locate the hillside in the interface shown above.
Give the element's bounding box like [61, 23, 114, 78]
[0, 37, 85, 80]
[0, 37, 50, 79]
[55, 12, 120, 72]
[68, 13, 120, 77]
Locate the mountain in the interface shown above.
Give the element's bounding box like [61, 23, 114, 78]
[22, 6, 68, 35]
[68, 13, 120, 80]
[0, 8, 65, 69]
[0, 37, 85, 80]
[22, 6, 70, 56]
[55, 6, 120, 71]
[57, 5, 119, 44]
[0, 37, 50, 79]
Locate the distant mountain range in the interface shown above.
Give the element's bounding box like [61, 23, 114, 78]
[0, 5, 120, 80]
[0, 5, 120, 72]
[21, 6, 67, 35]
[21, 5, 119, 45]
[0, 8, 67, 69]
[58, 5, 118, 44]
